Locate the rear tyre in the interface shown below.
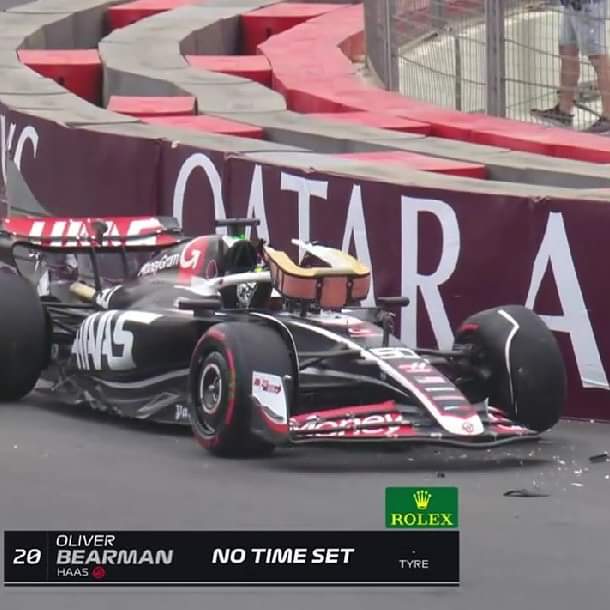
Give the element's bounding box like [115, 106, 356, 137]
[0, 272, 48, 401]
[453, 305, 566, 432]
[188, 321, 294, 457]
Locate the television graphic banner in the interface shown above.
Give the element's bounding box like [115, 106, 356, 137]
[4, 530, 459, 586]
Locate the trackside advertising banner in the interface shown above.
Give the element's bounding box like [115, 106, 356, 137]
[4, 530, 459, 586]
[2, 104, 610, 421]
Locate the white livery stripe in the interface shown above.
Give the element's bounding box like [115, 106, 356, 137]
[414, 376, 447, 384]
[497, 309, 520, 414]
[433, 396, 468, 401]
[398, 362, 431, 373]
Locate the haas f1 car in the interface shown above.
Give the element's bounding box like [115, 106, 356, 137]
[0, 215, 566, 457]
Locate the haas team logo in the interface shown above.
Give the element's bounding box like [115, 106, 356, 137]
[73, 311, 161, 371]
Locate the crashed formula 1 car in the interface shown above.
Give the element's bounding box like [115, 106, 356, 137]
[0, 215, 566, 457]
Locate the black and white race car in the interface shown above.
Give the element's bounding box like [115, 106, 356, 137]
[0, 215, 566, 457]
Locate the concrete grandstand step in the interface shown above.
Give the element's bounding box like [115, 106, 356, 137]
[0, 52, 29, 71]
[102, 64, 287, 111]
[392, 136, 610, 189]
[0, 12, 69, 49]
[7, 0, 125, 12]
[0, 67, 69, 94]
[139, 114, 265, 138]
[78, 120, 306, 154]
[240, 2, 341, 54]
[217, 111, 610, 188]
[18, 49, 102, 104]
[0, 91, 144, 125]
[213, 109, 428, 153]
[309, 111, 431, 135]
[103, 5, 258, 55]
[108, 95, 196, 116]
[106, 0, 199, 31]
[241, 150, 610, 200]
[185, 54, 272, 87]
[338, 151, 487, 179]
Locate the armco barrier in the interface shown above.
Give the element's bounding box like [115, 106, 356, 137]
[1, 0, 610, 422]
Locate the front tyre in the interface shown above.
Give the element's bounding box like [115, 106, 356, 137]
[453, 305, 566, 432]
[188, 322, 294, 457]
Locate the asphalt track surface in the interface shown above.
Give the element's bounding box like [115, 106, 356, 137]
[1, 393, 610, 610]
[1, 0, 610, 607]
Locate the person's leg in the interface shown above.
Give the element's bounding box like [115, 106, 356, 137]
[580, 0, 610, 131]
[531, 8, 577, 125]
[589, 54, 610, 116]
[558, 44, 581, 113]
[559, 7, 580, 112]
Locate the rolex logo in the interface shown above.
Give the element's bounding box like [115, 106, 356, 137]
[386, 487, 458, 528]
[413, 490, 432, 510]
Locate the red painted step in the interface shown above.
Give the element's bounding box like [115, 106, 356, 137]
[339, 151, 487, 179]
[106, 0, 198, 31]
[185, 55, 271, 87]
[139, 115, 264, 138]
[240, 2, 341, 54]
[17, 49, 102, 104]
[107, 96, 196, 117]
[310, 111, 431, 135]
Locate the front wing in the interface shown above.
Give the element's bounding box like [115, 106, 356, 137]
[286, 402, 539, 448]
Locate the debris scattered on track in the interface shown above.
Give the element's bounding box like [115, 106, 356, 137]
[589, 452, 609, 463]
[503, 489, 550, 498]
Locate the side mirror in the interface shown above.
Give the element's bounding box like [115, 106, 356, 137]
[375, 296, 411, 347]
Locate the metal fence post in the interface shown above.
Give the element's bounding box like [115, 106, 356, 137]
[431, 0, 445, 30]
[485, 0, 506, 117]
[454, 34, 462, 111]
[383, 0, 395, 90]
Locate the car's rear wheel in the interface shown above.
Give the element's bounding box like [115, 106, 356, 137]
[0, 271, 48, 401]
[188, 321, 294, 457]
[453, 305, 566, 432]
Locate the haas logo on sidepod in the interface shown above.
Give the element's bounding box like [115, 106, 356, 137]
[72, 312, 160, 371]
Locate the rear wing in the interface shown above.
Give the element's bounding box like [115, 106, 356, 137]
[0, 216, 184, 249]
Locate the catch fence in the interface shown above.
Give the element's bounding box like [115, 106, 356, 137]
[364, 0, 610, 129]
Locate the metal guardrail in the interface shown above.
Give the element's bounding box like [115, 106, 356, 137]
[364, 0, 610, 130]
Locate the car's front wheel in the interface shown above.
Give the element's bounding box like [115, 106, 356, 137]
[453, 305, 566, 432]
[188, 321, 294, 457]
